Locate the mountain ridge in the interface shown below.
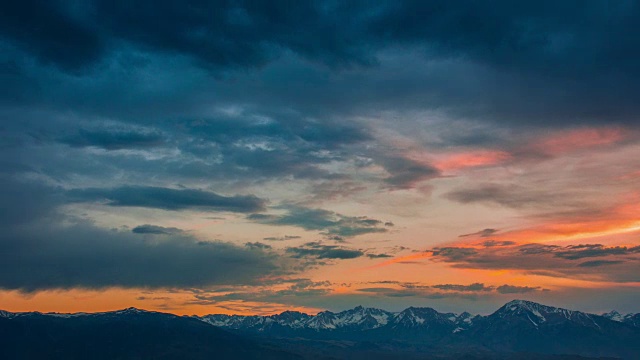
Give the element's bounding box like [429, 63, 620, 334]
[1, 300, 639, 359]
[2, 299, 639, 330]
[191, 299, 639, 333]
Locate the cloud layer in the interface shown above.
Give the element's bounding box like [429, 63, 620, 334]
[2, 1, 640, 314]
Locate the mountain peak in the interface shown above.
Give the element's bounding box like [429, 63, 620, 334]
[602, 310, 630, 322]
[113, 307, 148, 315]
[504, 299, 540, 307]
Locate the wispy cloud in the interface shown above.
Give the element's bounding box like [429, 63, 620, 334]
[132, 224, 184, 235]
[68, 186, 266, 213]
[248, 206, 387, 237]
[286, 242, 364, 260]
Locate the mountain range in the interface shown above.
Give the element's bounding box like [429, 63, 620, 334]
[1, 300, 639, 359]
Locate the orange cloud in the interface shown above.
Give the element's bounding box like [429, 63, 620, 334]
[370, 193, 640, 278]
[433, 150, 512, 172]
[489, 195, 640, 246]
[530, 127, 627, 156]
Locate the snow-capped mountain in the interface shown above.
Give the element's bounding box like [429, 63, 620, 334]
[305, 305, 394, 330]
[602, 310, 624, 322]
[487, 299, 604, 329]
[602, 309, 639, 327]
[194, 305, 492, 343]
[2, 301, 639, 359]
[192, 299, 640, 344]
[0, 310, 15, 319]
[197, 305, 464, 333]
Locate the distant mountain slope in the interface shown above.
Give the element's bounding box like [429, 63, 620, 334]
[195, 299, 640, 358]
[1, 300, 638, 359]
[465, 300, 639, 358]
[603, 309, 640, 327]
[0, 308, 300, 360]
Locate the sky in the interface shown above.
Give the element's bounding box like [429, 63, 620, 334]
[1, 0, 639, 316]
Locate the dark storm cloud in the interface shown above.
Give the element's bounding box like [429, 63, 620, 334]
[286, 242, 364, 260]
[1, 1, 376, 72]
[60, 128, 166, 150]
[248, 206, 387, 237]
[132, 224, 183, 235]
[171, 112, 373, 183]
[4, 1, 640, 127]
[0, 176, 63, 227]
[1, 0, 104, 72]
[0, 225, 278, 291]
[5, 0, 639, 78]
[185, 112, 370, 148]
[0, 177, 279, 291]
[67, 185, 266, 212]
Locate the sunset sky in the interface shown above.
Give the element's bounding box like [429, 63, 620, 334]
[1, 1, 639, 316]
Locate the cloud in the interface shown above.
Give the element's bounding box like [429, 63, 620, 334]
[578, 260, 625, 267]
[286, 242, 364, 260]
[262, 235, 302, 241]
[187, 278, 335, 306]
[1, 0, 104, 72]
[68, 186, 266, 212]
[432, 283, 493, 292]
[428, 243, 640, 282]
[379, 156, 440, 189]
[445, 184, 559, 209]
[3, 0, 640, 314]
[431, 247, 478, 261]
[0, 227, 277, 290]
[481, 240, 516, 247]
[496, 285, 541, 294]
[131, 224, 183, 235]
[443, 182, 604, 217]
[245, 242, 273, 251]
[459, 228, 499, 238]
[5, 1, 640, 127]
[356, 282, 544, 299]
[366, 253, 393, 259]
[248, 206, 387, 237]
[60, 128, 165, 150]
[0, 178, 281, 291]
[553, 244, 639, 260]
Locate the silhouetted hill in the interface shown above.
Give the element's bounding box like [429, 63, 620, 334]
[0, 308, 300, 360]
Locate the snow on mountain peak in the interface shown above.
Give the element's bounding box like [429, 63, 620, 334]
[602, 310, 624, 322]
[113, 307, 147, 315]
